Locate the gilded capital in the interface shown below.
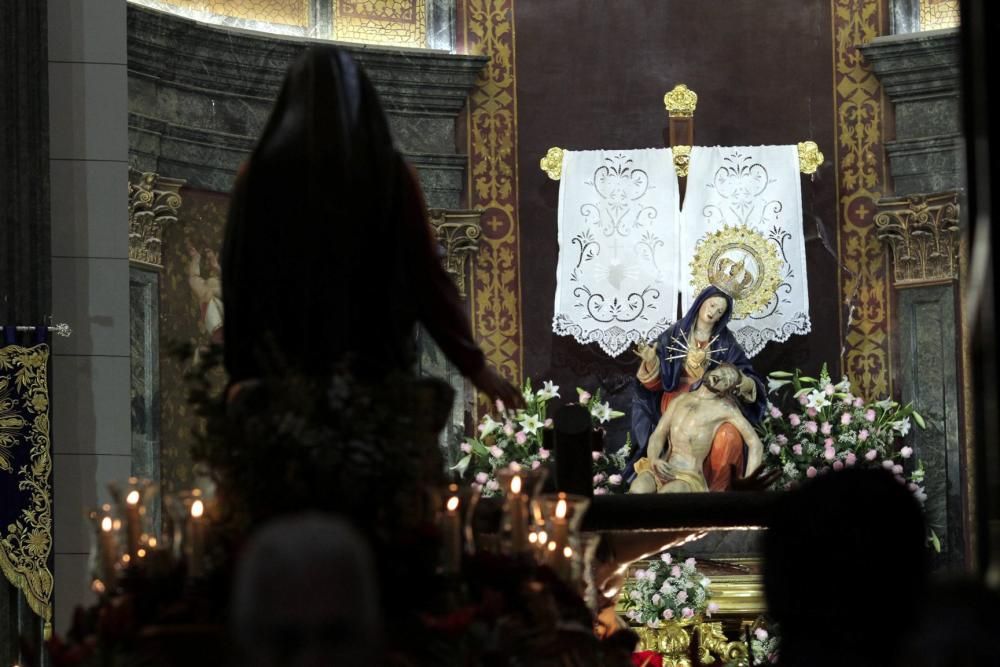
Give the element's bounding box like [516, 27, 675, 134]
[664, 84, 698, 118]
[427, 209, 483, 297]
[128, 168, 185, 268]
[875, 191, 961, 285]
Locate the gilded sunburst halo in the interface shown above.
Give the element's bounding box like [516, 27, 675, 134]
[689, 225, 784, 319]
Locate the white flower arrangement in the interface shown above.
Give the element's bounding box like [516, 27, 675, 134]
[456, 380, 626, 497]
[757, 364, 936, 548]
[619, 553, 718, 628]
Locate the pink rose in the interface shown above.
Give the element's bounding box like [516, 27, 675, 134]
[865, 409, 877, 422]
[882, 459, 895, 470]
[593, 486, 607, 495]
[531, 460, 541, 469]
[671, 566, 682, 577]
[806, 407, 818, 418]
[893, 464, 904, 475]
[908, 482, 919, 492]
[682, 607, 694, 618]
[823, 437, 834, 448]
[661, 553, 672, 564]
[792, 444, 803, 455]
[858, 429, 869, 442]
[824, 384, 835, 396]
[854, 397, 865, 408]
[777, 434, 788, 445]
[755, 628, 769, 641]
[799, 394, 809, 406]
[865, 449, 878, 461]
[460, 442, 472, 453]
[544, 418, 553, 428]
[707, 602, 719, 616]
[789, 414, 801, 427]
[475, 472, 489, 484]
[833, 460, 844, 471]
[685, 557, 696, 567]
[770, 406, 783, 418]
[841, 412, 852, 425]
[515, 431, 528, 445]
[900, 446, 913, 459]
[593, 473, 606, 484]
[538, 448, 551, 460]
[805, 421, 819, 434]
[662, 609, 674, 620]
[845, 452, 857, 466]
[821, 422, 832, 435]
[503, 423, 515, 436]
[806, 466, 818, 478]
[823, 448, 835, 461]
[676, 590, 688, 603]
[489, 445, 503, 458]
[592, 451, 602, 462]
[769, 443, 782, 455]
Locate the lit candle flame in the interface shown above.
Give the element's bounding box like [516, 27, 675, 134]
[126, 490, 140, 505]
[101, 517, 113, 532]
[563, 546, 573, 558]
[547, 541, 557, 552]
[191, 499, 205, 518]
[147, 537, 158, 548]
[91, 579, 106, 594]
[446, 496, 460, 512]
[137, 548, 147, 558]
[538, 530, 548, 544]
[555, 498, 567, 520]
[510, 475, 522, 495]
[528, 532, 538, 544]
[121, 554, 131, 564]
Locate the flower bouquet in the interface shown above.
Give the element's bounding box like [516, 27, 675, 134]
[456, 380, 628, 497]
[619, 553, 718, 627]
[758, 364, 928, 506]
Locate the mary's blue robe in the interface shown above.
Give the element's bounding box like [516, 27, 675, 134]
[625, 286, 767, 481]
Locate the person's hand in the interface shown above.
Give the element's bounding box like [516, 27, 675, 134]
[633, 341, 658, 365]
[471, 364, 525, 410]
[728, 464, 781, 492]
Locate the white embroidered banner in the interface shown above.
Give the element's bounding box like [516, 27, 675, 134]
[680, 145, 811, 357]
[553, 149, 680, 357]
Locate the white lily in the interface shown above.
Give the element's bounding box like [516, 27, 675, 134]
[537, 380, 561, 400]
[519, 413, 544, 435]
[891, 417, 912, 436]
[591, 401, 613, 423]
[478, 414, 501, 436]
[767, 377, 792, 394]
[805, 390, 831, 410]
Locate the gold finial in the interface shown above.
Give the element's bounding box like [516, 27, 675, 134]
[664, 84, 698, 118]
[797, 141, 824, 174]
[540, 146, 565, 181]
[673, 145, 692, 177]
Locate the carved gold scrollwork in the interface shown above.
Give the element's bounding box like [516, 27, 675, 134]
[427, 209, 483, 297]
[797, 140, 824, 175]
[540, 146, 565, 181]
[874, 191, 961, 285]
[128, 168, 185, 268]
[697, 622, 750, 666]
[664, 84, 698, 118]
[672, 145, 692, 177]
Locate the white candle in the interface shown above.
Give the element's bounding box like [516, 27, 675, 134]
[188, 499, 206, 578]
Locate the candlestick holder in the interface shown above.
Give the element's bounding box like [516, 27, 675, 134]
[534, 492, 590, 583]
[108, 477, 157, 561]
[87, 503, 122, 591]
[496, 465, 548, 556]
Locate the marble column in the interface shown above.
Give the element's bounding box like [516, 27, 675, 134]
[47, 0, 132, 634]
[863, 30, 969, 567]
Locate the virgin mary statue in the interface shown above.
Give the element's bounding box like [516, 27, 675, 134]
[626, 286, 767, 490]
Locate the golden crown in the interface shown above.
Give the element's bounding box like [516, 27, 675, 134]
[708, 256, 756, 300]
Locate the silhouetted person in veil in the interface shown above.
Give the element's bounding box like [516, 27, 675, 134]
[763, 468, 929, 667]
[222, 45, 521, 408]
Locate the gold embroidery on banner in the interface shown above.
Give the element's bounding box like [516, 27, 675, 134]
[463, 0, 522, 408]
[0, 344, 53, 626]
[333, 0, 427, 48]
[834, 0, 891, 399]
